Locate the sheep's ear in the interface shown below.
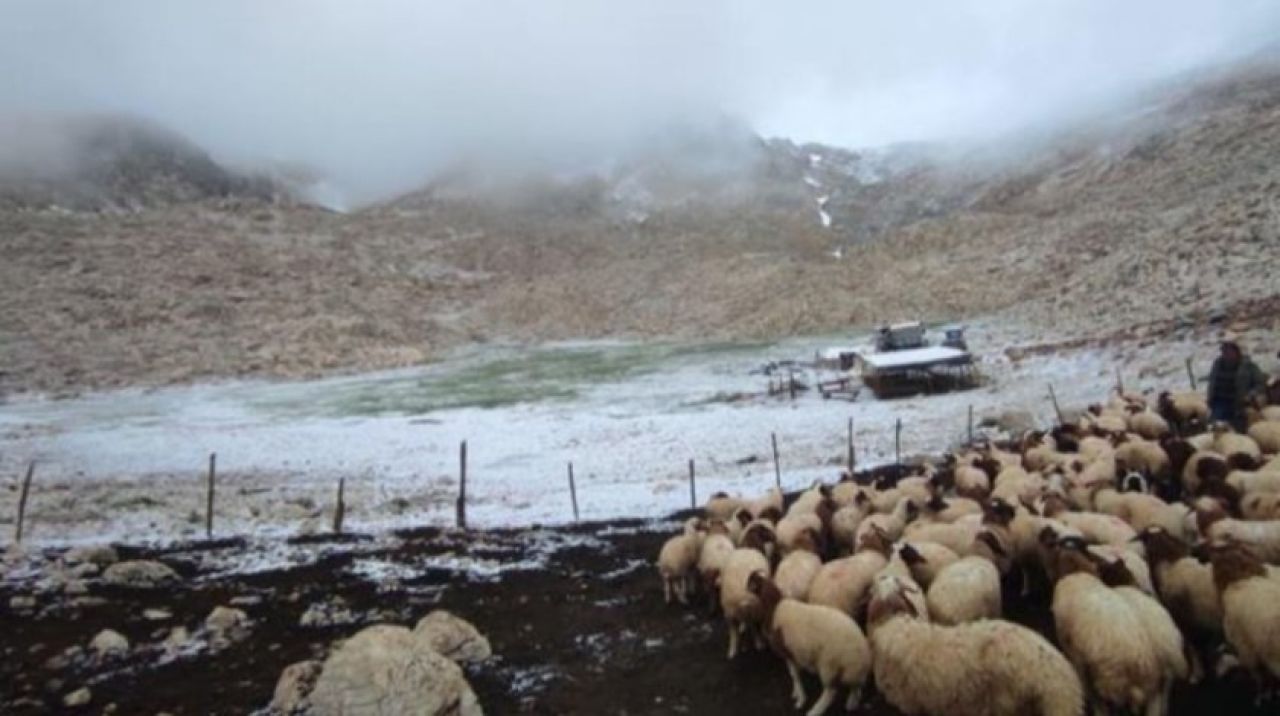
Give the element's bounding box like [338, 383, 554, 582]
[898, 543, 925, 565]
[854, 492, 870, 506]
[746, 572, 765, 594]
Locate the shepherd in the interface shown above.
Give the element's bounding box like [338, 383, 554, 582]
[1206, 337, 1268, 432]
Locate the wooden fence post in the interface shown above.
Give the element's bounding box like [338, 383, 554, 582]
[568, 462, 580, 522]
[1115, 367, 1125, 395]
[846, 417, 855, 473]
[967, 405, 974, 446]
[788, 368, 797, 400]
[688, 459, 697, 511]
[1186, 357, 1197, 390]
[894, 419, 902, 472]
[14, 461, 35, 543]
[205, 453, 216, 539]
[456, 441, 468, 530]
[771, 432, 782, 490]
[333, 477, 345, 534]
[1048, 384, 1065, 425]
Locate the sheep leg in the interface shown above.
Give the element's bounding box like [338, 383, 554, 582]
[843, 684, 861, 711]
[806, 685, 837, 716]
[753, 625, 767, 651]
[726, 619, 740, 660]
[663, 577, 672, 604]
[786, 660, 807, 709]
[674, 577, 688, 605]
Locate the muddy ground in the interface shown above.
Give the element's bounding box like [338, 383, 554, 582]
[0, 513, 1271, 716]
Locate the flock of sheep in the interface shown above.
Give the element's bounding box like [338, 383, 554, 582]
[656, 387, 1280, 716]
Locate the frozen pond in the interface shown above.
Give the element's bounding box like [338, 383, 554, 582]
[0, 326, 1196, 544]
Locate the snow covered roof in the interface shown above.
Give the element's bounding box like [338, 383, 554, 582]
[857, 346, 971, 371]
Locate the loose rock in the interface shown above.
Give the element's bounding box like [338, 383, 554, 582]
[270, 659, 322, 714]
[101, 560, 179, 589]
[63, 687, 92, 707]
[308, 625, 482, 716]
[64, 545, 118, 568]
[413, 610, 492, 665]
[90, 629, 129, 659]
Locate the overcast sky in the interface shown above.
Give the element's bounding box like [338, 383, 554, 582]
[2, 0, 1279, 201]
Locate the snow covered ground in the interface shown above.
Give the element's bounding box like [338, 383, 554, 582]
[0, 323, 1215, 546]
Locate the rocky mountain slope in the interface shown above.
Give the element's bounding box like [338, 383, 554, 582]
[2, 58, 1279, 395]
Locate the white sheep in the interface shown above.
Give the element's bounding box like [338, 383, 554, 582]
[925, 555, 1002, 625]
[657, 519, 705, 604]
[1227, 467, 1280, 495]
[696, 522, 737, 610]
[1134, 526, 1222, 641]
[892, 540, 960, 589]
[1209, 541, 1280, 695]
[854, 496, 916, 545]
[705, 492, 747, 522]
[1127, 409, 1171, 440]
[1200, 511, 1280, 563]
[1248, 420, 1280, 455]
[867, 575, 1084, 716]
[719, 547, 772, 659]
[1095, 556, 1191, 691]
[747, 573, 872, 716]
[774, 530, 824, 601]
[807, 526, 893, 619]
[1050, 537, 1165, 714]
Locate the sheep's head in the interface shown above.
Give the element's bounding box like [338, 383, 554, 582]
[757, 505, 783, 524]
[734, 508, 753, 527]
[1133, 526, 1188, 564]
[925, 494, 948, 513]
[982, 498, 1016, 526]
[1053, 536, 1097, 577]
[706, 519, 731, 536]
[1093, 556, 1136, 588]
[1208, 540, 1267, 592]
[1193, 497, 1230, 535]
[867, 575, 922, 626]
[857, 524, 893, 556]
[974, 530, 1008, 559]
[897, 543, 926, 566]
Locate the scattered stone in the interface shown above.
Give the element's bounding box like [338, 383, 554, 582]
[412, 611, 492, 665]
[270, 659, 322, 714]
[69, 596, 108, 609]
[143, 608, 172, 621]
[229, 594, 262, 607]
[63, 545, 118, 568]
[63, 687, 91, 707]
[69, 562, 100, 578]
[9, 595, 37, 611]
[90, 629, 129, 659]
[101, 560, 179, 589]
[300, 598, 357, 628]
[309, 625, 482, 716]
[994, 409, 1037, 436]
[205, 606, 250, 644]
[63, 580, 88, 596]
[163, 626, 192, 653]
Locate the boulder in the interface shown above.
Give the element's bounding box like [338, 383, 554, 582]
[309, 625, 482, 716]
[270, 660, 322, 714]
[205, 606, 250, 634]
[64, 545, 118, 568]
[412, 611, 491, 665]
[994, 409, 1037, 436]
[101, 560, 179, 588]
[90, 629, 129, 658]
[63, 687, 92, 707]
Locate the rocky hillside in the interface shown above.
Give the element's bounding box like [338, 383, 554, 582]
[2, 58, 1279, 395]
[0, 115, 279, 211]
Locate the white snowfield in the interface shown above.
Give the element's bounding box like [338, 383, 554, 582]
[0, 325, 1215, 547]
